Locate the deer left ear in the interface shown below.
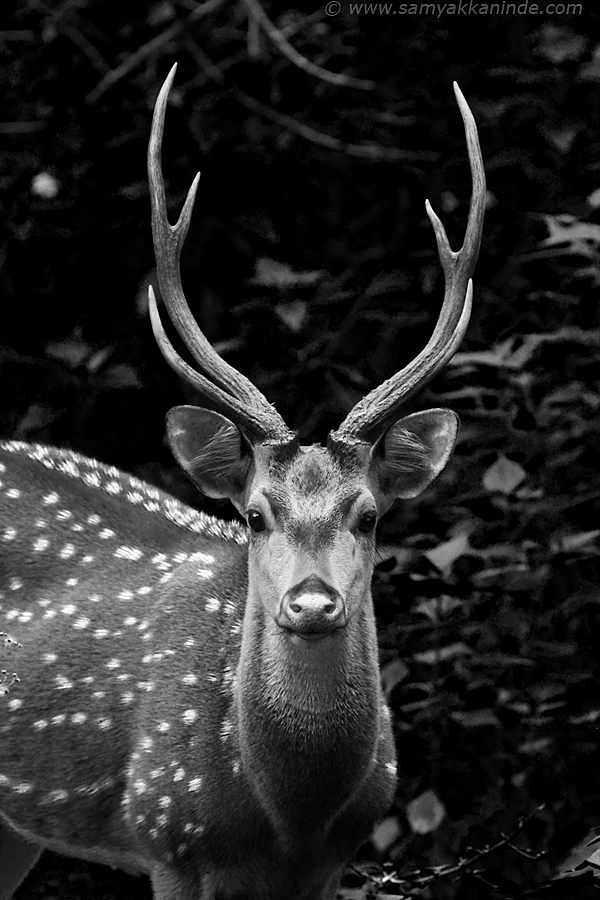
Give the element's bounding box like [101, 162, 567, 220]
[166, 406, 252, 501]
[370, 409, 459, 503]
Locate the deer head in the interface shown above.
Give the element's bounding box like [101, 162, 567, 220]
[148, 64, 485, 639]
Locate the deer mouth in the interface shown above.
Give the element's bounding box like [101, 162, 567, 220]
[277, 608, 348, 641]
[291, 627, 342, 642]
[284, 628, 343, 646]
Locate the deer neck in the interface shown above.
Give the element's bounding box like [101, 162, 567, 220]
[234, 586, 382, 839]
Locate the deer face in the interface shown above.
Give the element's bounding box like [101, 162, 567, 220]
[243, 442, 377, 637]
[167, 405, 458, 638]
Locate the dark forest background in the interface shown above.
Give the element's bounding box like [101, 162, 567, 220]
[2, 2, 600, 898]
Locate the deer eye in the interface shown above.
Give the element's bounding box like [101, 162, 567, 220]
[247, 510, 267, 533]
[357, 512, 377, 534]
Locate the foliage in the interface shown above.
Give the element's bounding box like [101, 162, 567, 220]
[2, 1, 600, 898]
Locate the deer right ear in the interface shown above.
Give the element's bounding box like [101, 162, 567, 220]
[370, 408, 459, 505]
[166, 406, 252, 500]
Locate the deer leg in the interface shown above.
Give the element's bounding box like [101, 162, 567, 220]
[0, 820, 43, 900]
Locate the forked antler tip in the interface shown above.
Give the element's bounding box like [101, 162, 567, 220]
[452, 81, 464, 102]
[425, 198, 452, 258]
[464, 277, 473, 314]
[173, 171, 202, 239]
[152, 65, 179, 137]
[147, 72, 293, 442]
[424, 197, 436, 223]
[190, 171, 201, 197]
[162, 63, 178, 97]
[147, 284, 160, 326]
[333, 81, 484, 442]
[452, 81, 468, 113]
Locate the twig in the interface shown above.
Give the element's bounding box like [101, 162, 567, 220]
[233, 89, 434, 162]
[452, 327, 600, 372]
[184, 40, 431, 163]
[189, 9, 327, 90]
[364, 806, 546, 894]
[187, 41, 226, 84]
[84, 0, 227, 105]
[243, 0, 375, 91]
[0, 122, 46, 134]
[0, 31, 36, 41]
[61, 23, 111, 74]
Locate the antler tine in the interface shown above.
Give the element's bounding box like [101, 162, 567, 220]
[148, 286, 291, 439]
[332, 82, 485, 445]
[148, 64, 293, 443]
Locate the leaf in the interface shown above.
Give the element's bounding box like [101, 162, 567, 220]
[472, 564, 548, 591]
[559, 829, 600, 875]
[413, 642, 471, 664]
[16, 404, 61, 436]
[274, 300, 308, 332]
[46, 338, 93, 368]
[31, 170, 60, 198]
[518, 737, 552, 755]
[249, 257, 322, 288]
[541, 214, 600, 256]
[375, 544, 414, 571]
[337, 889, 369, 900]
[425, 534, 469, 574]
[483, 456, 527, 495]
[87, 347, 113, 373]
[365, 270, 408, 298]
[406, 790, 446, 835]
[380, 658, 409, 696]
[552, 530, 600, 553]
[541, 383, 600, 409]
[450, 709, 500, 727]
[545, 127, 577, 154]
[581, 44, 600, 82]
[101, 364, 142, 389]
[414, 595, 462, 622]
[532, 24, 587, 64]
[371, 815, 401, 853]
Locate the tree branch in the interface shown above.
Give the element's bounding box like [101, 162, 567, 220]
[243, 0, 375, 91]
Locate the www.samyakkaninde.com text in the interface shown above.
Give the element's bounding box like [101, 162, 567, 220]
[335, 1, 583, 13]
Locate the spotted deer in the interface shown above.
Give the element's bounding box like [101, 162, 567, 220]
[0, 65, 485, 900]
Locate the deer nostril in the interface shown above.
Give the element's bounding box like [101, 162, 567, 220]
[290, 596, 335, 615]
[280, 590, 346, 634]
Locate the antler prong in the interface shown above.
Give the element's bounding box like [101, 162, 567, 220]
[149, 72, 484, 448]
[175, 172, 201, 241]
[148, 286, 282, 438]
[331, 82, 485, 444]
[425, 198, 454, 262]
[148, 67, 294, 443]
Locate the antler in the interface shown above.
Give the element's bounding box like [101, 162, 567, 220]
[148, 64, 294, 443]
[331, 83, 486, 445]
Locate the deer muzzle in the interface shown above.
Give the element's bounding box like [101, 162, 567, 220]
[277, 575, 347, 637]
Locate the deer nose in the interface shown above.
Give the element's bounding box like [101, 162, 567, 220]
[278, 576, 346, 635]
